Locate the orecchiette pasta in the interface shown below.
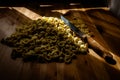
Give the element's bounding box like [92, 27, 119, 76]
[1, 16, 90, 63]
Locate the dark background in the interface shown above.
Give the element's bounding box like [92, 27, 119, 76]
[0, 0, 108, 7]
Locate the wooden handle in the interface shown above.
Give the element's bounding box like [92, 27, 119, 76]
[86, 36, 113, 59]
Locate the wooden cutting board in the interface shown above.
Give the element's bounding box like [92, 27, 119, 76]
[0, 4, 120, 80]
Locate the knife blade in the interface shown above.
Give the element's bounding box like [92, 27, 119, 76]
[60, 15, 114, 63]
[61, 15, 85, 39]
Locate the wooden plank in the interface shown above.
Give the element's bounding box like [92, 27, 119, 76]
[0, 8, 24, 80]
[86, 9, 120, 38]
[56, 63, 64, 80]
[0, 4, 120, 80]
[63, 10, 111, 80]
[86, 8, 120, 80]
[39, 64, 47, 80]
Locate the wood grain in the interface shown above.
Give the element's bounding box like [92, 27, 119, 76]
[0, 3, 120, 80]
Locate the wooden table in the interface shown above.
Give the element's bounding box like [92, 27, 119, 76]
[0, 3, 120, 80]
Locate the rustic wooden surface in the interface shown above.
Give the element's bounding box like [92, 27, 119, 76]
[0, 3, 120, 80]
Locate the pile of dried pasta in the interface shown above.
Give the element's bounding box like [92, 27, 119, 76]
[1, 16, 89, 63]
